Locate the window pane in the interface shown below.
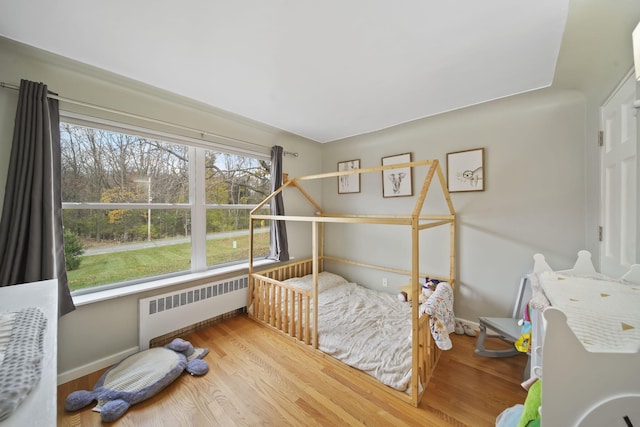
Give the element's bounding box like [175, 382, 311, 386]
[60, 123, 189, 203]
[204, 150, 271, 266]
[63, 208, 192, 292]
[204, 151, 270, 205]
[205, 208, 270, 265]
[60, 120, 273, 293]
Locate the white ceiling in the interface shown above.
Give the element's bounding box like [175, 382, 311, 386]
[0, 0, 592, 143]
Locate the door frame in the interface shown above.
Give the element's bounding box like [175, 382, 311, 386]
[599, 69, 640, 276]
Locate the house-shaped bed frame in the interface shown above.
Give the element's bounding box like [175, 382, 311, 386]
[248, 159, 456, 407]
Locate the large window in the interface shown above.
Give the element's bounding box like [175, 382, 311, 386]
[60, 119, 271, 294]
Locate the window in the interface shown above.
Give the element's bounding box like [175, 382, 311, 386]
[60, 118, 271, 294]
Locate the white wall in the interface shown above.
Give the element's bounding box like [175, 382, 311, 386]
[0, 37, 321, 379]
[321, 89, 588, 322]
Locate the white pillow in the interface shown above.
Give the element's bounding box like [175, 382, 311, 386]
[282, 271, 348, 293]
[316, 271, 349, 291]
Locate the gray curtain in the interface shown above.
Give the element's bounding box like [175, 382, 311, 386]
[267, 145, 289, 261]
[0, 79, 75, 316]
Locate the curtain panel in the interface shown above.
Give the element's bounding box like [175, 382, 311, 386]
[267, 145, 289, 261]
[0, 80, 75, 316]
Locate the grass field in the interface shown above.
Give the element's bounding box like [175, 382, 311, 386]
[67, 234, 270, 291]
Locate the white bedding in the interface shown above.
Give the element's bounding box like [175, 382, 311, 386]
[538, 271, 640, 353]
[317, 282, 414, 391]
[282, 272, 414, 391]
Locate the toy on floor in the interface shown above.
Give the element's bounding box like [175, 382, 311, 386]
[64, 338, 209, 423]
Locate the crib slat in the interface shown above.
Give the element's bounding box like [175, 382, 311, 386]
[257, 281, 264, 321]
[297, 293, 303, 341]
[283, 289, 289, 334]
[275, 285, 280, 327]
[269, 283, 276, 326]
[304, 295, 310, 345]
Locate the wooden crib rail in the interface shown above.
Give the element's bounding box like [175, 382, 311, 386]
[255, 259, 314, 281]
[250, 271, 315, 346]
[418, 314, 439, 393]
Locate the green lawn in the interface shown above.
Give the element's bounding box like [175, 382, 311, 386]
[67, 235, 270, 291]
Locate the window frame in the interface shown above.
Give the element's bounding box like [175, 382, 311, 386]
[60, 111, 272, 296]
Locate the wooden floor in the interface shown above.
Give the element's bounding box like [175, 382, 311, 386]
[58, 315, 528, 426]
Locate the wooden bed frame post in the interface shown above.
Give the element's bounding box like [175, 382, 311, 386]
[410, 214, 420, 406]
[434, 160, 456, 287]
[319, 221, 325, 273]
[312, 220, 319, 349]
[450, 221, 456, 286]
[248, 214, 255, 308]
[410, 160, 434, 406]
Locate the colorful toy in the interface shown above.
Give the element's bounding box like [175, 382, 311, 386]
[397, 278, 440, 304]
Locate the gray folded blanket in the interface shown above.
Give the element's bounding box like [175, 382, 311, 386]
[0, 307, 47, 421]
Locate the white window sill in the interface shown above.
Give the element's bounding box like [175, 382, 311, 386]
[72, 259, 275, 307]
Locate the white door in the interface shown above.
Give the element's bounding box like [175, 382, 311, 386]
[600, 73, 638, 277]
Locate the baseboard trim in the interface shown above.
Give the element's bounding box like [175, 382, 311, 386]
[57, 346, 139, 385]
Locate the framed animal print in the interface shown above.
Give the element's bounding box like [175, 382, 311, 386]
[382, 153, 413, 197]
[446, 148, 484, 192]
[337, 159, 361, 194]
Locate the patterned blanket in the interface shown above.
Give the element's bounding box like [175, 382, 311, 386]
[421, 282, 456, 350]
[538, 271, 640, 353]
[0, 307, 47, 421]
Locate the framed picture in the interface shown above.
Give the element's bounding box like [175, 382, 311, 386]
[337, 159, 361, 194]
[382, 152, 413, 197]
[446, 148, 484, 192]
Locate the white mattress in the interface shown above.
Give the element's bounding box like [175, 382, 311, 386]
[276, 271, 457, 391]
[539, 271, 640, 353]
[282, 272, 414, 391]
[316, 282, 414, 391]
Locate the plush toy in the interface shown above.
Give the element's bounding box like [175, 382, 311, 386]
[420, 286, 434, 302]
[397, 278, 440, 304]
[425, 278, 440, 289]
[65, 338, 209, 423]
[421, 278, 440, 301]
[397, 284, 412, 302]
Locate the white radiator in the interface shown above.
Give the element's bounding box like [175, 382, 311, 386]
[138, 275, 248, 350]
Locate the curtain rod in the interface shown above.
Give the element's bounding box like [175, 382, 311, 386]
[0, 81, 299, 158]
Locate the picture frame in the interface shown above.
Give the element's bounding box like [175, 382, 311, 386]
[337, 159, 361, 194]
[446, 148, 484, 192]
[381, 152, 413, 198]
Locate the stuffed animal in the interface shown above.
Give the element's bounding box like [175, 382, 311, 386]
[425, 278, 440, 289]
[397, 278, 440, 304]
[65, 338, 209, 423]
[420, 286, 434, 302]
[397, 284, 412, 302]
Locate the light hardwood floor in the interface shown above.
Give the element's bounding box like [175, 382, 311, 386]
[57, 315, 528, 426]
